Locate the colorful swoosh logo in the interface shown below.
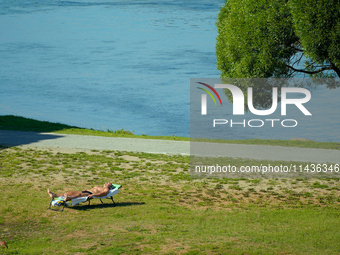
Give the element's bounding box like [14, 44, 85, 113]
[197, 82, 222, 106]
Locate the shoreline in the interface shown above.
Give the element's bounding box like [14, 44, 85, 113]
[0, 115, 339, 150]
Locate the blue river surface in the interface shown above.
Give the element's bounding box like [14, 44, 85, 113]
[0, 0, 339, 142]
[0, 0, 223, 137]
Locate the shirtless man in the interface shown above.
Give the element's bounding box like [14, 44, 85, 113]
[85, 182, 113, 198]
[47, 182, 114, 201]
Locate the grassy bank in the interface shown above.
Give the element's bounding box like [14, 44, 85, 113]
[1, 147, 340, 254]
[0, 115, 189, 141]
[1, 115, 340, 149]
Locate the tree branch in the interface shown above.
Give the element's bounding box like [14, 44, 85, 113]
[291, 53, 304, 67]
[287, 44, 304, 52]
[330, 63, 340, 77]
[286, 64, 333, 75]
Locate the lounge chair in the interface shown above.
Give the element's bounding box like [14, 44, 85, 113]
[48, 184, 122, 211]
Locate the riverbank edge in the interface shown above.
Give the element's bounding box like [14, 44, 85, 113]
[0, 115, 339, 150]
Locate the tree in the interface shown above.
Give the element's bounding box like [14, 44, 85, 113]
[216, 0, 340, 78]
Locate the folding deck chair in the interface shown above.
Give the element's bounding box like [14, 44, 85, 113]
[48, 184, 122, 211]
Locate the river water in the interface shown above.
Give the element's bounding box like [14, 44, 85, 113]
[0, 0, 223, 137]
[0, 1, 339, 142]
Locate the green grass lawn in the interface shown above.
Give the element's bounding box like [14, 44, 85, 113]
[1, 147, 340, 254]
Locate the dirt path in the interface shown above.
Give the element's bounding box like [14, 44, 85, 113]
[0, 130, 339, 163]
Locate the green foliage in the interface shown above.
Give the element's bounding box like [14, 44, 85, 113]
[216, 0, 340, 78]
[107, 128, 135, 135]
[289, 0, 340, 72]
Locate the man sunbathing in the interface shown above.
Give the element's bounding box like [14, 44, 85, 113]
[47, 182, 114, 201]
[86, 182, 113, 198]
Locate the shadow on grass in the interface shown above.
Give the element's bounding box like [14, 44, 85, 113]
[67, 201, 146, 211]
[0, 115, 78, 147]
[0, 130, 64, 147]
